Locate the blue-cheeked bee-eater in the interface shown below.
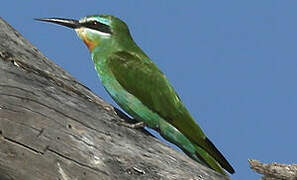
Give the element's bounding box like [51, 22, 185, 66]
[36, 15, 235, 175]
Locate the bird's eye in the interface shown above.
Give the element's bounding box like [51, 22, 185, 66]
[82, 20, 112, 35]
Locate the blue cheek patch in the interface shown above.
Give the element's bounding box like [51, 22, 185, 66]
[97, 17, 111, 26]
[81, 15, 112, 26]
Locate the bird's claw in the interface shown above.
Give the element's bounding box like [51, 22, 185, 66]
[120, 121, 145, 129]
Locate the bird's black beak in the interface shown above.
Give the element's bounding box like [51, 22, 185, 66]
[35, 18, 80, 29]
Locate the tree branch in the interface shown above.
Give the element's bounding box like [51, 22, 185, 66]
[249, 160, 297, 180]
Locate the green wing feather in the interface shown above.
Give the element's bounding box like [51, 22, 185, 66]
[107, 51, 234, 174]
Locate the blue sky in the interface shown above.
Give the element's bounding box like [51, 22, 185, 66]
[2, 1, 297, 179]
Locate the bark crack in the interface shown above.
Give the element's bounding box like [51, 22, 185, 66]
[0, 93, 113, 137]
[2, 136, 44, 155]
[2, 101, 65, 128]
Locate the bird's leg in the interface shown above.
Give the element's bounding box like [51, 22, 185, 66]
[114, 107, 146, 128]
[120, 121, 145, 129]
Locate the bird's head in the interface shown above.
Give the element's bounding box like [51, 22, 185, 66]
[36, 15, 131, 51]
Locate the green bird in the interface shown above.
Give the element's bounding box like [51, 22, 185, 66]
[36, 15, 235, 175]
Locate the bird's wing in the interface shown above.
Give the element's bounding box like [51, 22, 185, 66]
[107, 51, 201, 133]
[107, 51, 234, 174]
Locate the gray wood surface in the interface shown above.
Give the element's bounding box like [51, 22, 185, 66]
[0, 17, 229, 180]
[249, 160, 297, 180]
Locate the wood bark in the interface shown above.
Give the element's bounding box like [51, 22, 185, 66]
[0, 17, 230, 180]
[249, 160, 297, 180]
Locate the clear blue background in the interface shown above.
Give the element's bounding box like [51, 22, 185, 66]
[2, 1, 297, 179]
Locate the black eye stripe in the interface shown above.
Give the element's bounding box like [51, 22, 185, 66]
[81, 21, 112, 34]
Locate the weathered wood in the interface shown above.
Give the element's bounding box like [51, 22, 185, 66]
[0, 17, 229, 180]
[249, 160, 297, 180]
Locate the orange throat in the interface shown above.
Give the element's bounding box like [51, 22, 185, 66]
[75, 28, 97, 51]
[82, 38, 96, 51]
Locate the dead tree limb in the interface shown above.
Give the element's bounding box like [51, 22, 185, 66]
[249, 160, 297, 180]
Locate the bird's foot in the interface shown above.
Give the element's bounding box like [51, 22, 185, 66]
[120, 121, 145, 129]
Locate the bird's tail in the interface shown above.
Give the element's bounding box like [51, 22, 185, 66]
[195, 137, 235, 174]
[193, 144, 227, 175]
[158, 119, 228, 175]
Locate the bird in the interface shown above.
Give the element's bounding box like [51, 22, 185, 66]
[36, 15, 235, 175]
